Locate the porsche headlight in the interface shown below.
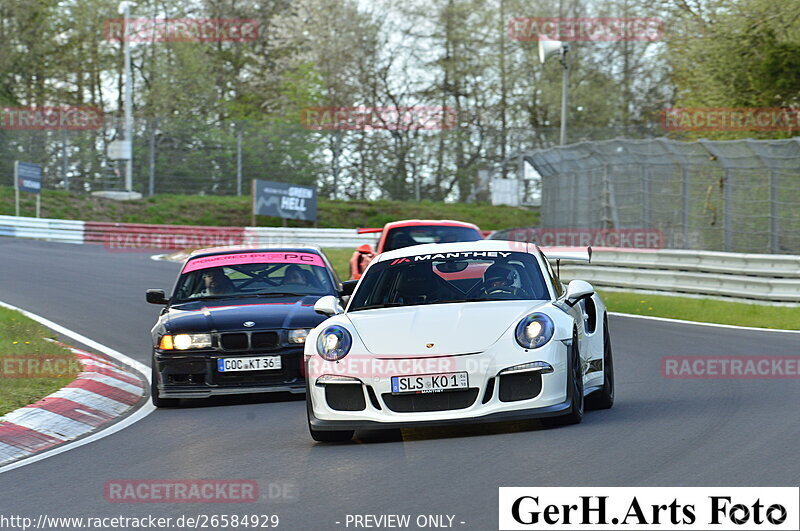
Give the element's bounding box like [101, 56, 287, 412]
[515, 313, 554, 349]
[316, 325, 352, 361]
[288, 329, 311, 344]
[161, 333, 212, 351]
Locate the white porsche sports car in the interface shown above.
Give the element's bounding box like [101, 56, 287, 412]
[304, 240, 614, 442]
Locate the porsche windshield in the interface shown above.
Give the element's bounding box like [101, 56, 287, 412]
[174, 254, 334, 302]
[348, 251, 549, 311]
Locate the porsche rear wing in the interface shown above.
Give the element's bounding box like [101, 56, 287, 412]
[536, 246, 592, 278]
[536, 245, 592, 263]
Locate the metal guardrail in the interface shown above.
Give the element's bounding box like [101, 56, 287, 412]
[0, 215, 375, 249]
[245, 227, 374, 248]
[559, 249, 800, 304]
[586, 249, 800, 278]
[0, 215, 85, 243]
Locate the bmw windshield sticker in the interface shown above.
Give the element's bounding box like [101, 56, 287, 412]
[183, 252, 325, 273]
[390, 251, 513, 265]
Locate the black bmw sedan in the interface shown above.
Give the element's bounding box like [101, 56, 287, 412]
[146, 246, 351, 407]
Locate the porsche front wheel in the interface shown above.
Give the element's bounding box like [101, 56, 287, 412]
[549, 329, 584, 426]
[307, 398, 354, 443]
[586, 317, 614, 410]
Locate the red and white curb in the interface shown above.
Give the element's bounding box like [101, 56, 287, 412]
[0, 300, 155, 474]
[0, 346, 146, 466]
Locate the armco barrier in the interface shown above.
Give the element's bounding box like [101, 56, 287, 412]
[0, 215, 376, 249]
[85, 221, 247, 249]
[0, 215, 85, 244]
[559, 249, 800, 304]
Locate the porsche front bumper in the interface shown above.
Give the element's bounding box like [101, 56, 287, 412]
[306, 337, 575, 431]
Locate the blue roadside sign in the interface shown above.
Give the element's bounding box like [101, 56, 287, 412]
[253, 179, 317, 221]
[16, 162, 42, 194]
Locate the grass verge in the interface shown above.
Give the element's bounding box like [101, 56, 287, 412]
[599, 290, 800, 330]
[0, 307, 82, 416]
[0, 187, 537, 230]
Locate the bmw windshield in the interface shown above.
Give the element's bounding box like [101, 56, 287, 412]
[348, 251, 549, 311]
[173, 251, 335, 302]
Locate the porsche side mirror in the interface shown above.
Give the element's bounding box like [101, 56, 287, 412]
[146, 289, 169, 305]
[357, 244, 374, 254]
[314, 295, 343, 316]
[339, 280, 358, 297]
[565, 280, 594, 307]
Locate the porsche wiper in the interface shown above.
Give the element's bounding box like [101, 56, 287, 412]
[245, 292, 307, 298]
[178, 292, 306, 302]
[350, 302, 408, 311]
[435, 297, 498, 304]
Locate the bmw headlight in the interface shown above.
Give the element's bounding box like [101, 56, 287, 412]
[288, 329, 311, 344]
[160, 333, 212, 350]
[515, 313, 554, 349]
[316, 325, 352, 361]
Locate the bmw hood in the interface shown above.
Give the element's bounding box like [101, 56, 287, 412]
[163, 296, 325, 333]
[346, 301, 548, 356]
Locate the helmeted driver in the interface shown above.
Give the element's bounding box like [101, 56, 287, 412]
[481, 263, 521, 297]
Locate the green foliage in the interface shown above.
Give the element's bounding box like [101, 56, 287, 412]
[666, 0, 800, 139]
[600, 290, 800, 330]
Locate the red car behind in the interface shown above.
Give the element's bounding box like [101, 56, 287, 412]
[348, 219, 483, 279]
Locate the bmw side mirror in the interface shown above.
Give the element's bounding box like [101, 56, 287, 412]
[356, 244, 374, 254]
[565, 280, 594, 307]
[339, 280, 358, 297]
[146, 289, 169, 305]
[314, 295, 343, 316]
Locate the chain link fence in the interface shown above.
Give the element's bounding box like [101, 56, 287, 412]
[0, 113, 663, 201]
[524, 137, 800, 254]
[0, 117, 321, 196]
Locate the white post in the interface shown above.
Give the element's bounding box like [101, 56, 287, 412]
[236, 127, 243, 196]
[121, 1, 134, 191]
[559, 46, 569, 146]
[14, 160, 19, 217]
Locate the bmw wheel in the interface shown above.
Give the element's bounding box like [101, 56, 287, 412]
[151, 360, 180, 408]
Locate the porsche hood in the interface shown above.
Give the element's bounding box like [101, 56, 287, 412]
[345, 301, 548, 356]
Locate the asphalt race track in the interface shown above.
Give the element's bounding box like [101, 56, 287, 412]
[0, 239, 798, 530]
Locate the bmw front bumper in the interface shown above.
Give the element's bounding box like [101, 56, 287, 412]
[154, 348, 306, 399]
